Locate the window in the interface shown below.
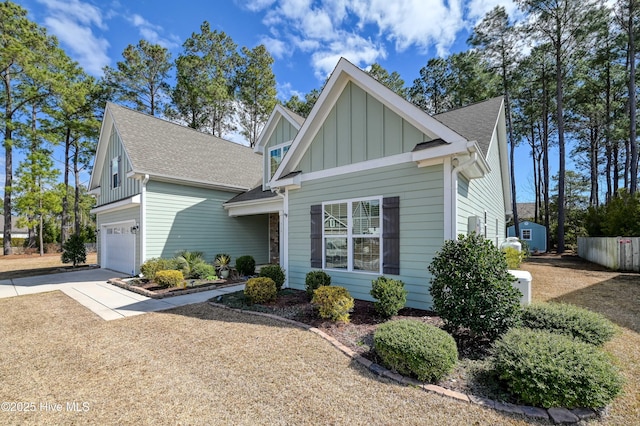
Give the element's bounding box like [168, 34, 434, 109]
[322, 198, 381, 273]
[521, 229, 532, 240]
[268, 143, 291, 179]
[111, 157, 121, 189]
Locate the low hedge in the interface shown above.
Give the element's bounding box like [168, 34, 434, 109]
[259, 264, 286, 291]
[492, 328, 623, 408]
[155, 270, 184, 288]
[305, 270, 331, 299]
[245, 277, 277, 304]
[521, 302, 616, 346]
[374, 319, 458, 383]
[312, 286, 353, 323]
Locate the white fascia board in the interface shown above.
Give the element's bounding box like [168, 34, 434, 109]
[412, 142, 469, 166]
[91, 195, 141, 214]
[270, 172, 302, 190]
[88, 186, 101, 196]
[127, 172, 249, 193]
[254, 105, 302, 154]
[88, 105, 113, 191]
[223, 197, 283, 217]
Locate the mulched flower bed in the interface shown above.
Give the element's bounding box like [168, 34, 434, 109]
[110, 277, 245, 299]
[213, 288, 504, 400]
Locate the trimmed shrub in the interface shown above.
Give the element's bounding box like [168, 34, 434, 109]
[140, 258, 179, 281]
[259, 264, 286, 291]
[428, 233, 522, 341]
[503, 247, 525, 269]
[492, 328, 623, 408]
[370, 276, 408, 318]
[190, 263, 217, 280]
[305, 270, 331, 299]
[522, 302, 616, 346]
[244, 277, 277, 304]
[374, 320, 458, 382]
[236, 255, 256, 276]
[312, 286, 354, 323]
[155, 270, 184, 288]
[61, 234, 87, 267]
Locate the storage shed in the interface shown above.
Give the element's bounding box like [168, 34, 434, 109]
[507, 221, 547, 253]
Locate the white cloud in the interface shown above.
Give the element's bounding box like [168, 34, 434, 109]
[311, 34, 386, 79]
[260, 36, 289, 59]
[36, 0, 110, 75]
[127, 14, 180, 49]
[466, 0, 519, 23]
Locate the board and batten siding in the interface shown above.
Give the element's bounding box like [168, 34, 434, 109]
[145, 181, 269, 264]
[297, 82, 429, 173]
[96, 124, 141, 206]
[96, 206, 141, 271]
[287, 162, 444, 310]
[263, 118, 298, 187]
[456, 131, 506, 245]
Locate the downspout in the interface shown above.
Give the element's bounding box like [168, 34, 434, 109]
[140, 174, 149, 269]
[450, 153, 478, 240]
[274, 188, 288, 288]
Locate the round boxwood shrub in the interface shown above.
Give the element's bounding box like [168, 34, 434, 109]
[235, 255, 256, 276]
[370, 276, 408, 318]
[311, 286, 354, 323]
[244, 277, 277, 304]
[428, 233, 522, 341]
[305, 270, 331, 299]
[374, 320, 458, 383]
[521, 302, 616, 346]
[492, 328, 623, 408]
[259, 264, 286, 291]
[140, 258, 179, 281]
[155, 270, 184, 288]
[190, 263, 217, 279]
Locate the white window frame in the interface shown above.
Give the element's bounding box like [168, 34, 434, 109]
[322, 196, 383, 275]
[521, 229, 532, 240]
[111, 156, 121, 189]
[268, 141, 292, 179]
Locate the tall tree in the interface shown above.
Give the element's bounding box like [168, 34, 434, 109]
[470, 6, 522, 237]
[103, 40, 171, 116]
[517, 0, 604, 253]
[408, 57, 451, 114]
[0, 1, 68, 254]
[284, 88, 321, 118]
[236, 45, 277, 147]
[172, 22, 239, 137]
[367, 63, 408, 98]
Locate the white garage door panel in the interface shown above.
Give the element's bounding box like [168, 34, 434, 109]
[104, 224, 135, 275]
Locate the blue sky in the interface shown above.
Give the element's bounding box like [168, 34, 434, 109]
[17, 0, 547, 201]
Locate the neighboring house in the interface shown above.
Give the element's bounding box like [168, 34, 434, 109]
[0, 216, 29, 240]
[88, 102, 269, 275]
[508, 221, 547, 253]
[225, 58, 512, 309]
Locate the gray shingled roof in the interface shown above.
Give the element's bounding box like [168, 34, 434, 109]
[281, 106, 305, 126]
[433, 96, 504, 158]
[226, 185, 278, 204]
[107, 102, 262, 190]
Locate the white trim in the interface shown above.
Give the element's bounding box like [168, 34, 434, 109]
[140, 174, 149, 263]
[282, 188, 289, 287]
[90, 195, 141, 214]
[127, 172, 249, 193]
[321, 196, 383, 275]
[267, 141, 292, 181]
[88, 187, 101, 196]
[521, 229, 532, 240]
[443, 157, 453, 240]
[223, 197, 284, 217]
[254, 104, 302, 154]
[301, 153, 412, 183]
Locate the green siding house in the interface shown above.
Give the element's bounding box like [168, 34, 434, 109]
[88, 103, 269, 275]
[89, 58, 511, 310]
[225, 58, 512, 309]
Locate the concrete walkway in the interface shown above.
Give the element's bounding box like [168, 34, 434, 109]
[0, 268, 243, 321]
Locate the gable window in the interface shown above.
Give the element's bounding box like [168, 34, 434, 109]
[111, 157, 121, 189]
[521, 229, 532, 240]
[269, 142, 291, 179]
[322, 197, 382, 273]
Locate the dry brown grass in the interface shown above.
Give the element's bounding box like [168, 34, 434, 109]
[0, 292, 538, 425]
[525, 254, 640, 425]
[0, 252, 97, 279]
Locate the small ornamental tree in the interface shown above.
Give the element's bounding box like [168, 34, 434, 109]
[61, 234, 87, 267]
[428, 233, 522, 341]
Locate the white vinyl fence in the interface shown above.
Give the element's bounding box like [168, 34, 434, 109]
[577, 237, 640, 272]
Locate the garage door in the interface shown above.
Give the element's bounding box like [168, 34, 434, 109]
[103, 223, 135, 275]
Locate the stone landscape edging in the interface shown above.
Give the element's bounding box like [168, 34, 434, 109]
[108, 277, 244, 299]
[207, 301, 603, 425]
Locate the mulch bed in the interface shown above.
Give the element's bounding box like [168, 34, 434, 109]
[110, 277, 246, 299]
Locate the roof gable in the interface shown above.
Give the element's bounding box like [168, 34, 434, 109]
[254, 104, 303, 154]
[90, 103, 262, 191]
[272, 58, 469, 182]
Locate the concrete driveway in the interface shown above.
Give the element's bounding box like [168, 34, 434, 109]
[0, 268, 243, 321]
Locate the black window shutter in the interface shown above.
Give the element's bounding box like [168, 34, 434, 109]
[310, 204, 322, 268]
[382, 196, 400, 275]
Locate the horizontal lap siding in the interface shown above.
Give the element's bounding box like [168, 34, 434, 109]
[145, 181, 269, 264]
[287, 162, 444, 309]
[96, 207, 140, 271]
[457, 134, 506, 246]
